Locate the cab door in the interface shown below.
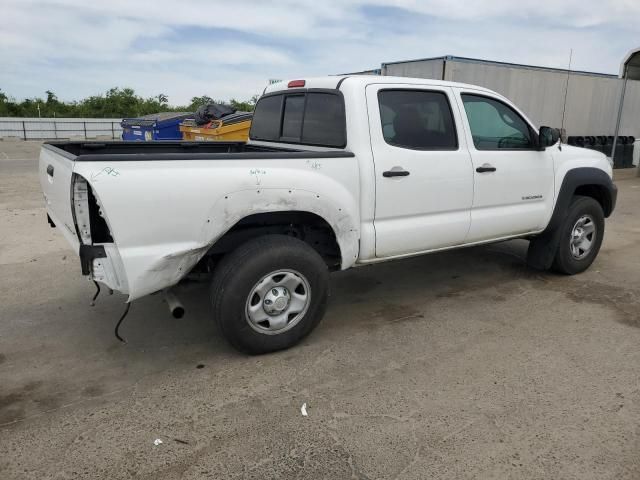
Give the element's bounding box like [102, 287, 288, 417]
[366, 84, 474, 257]
[453, 89, 555, 241]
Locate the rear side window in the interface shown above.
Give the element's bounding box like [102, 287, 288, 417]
[301, 93, 345, 147]
[378, 89, 457, 150]
[250, 95, 282, 141]
[250, 91, 346, 148]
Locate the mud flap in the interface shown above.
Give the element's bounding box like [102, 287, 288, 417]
[527, 199, 572, 270]
[526, 227, 564, 270]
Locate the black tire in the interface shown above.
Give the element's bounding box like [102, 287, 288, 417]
[551, 195, 605, 275]
[210, 235, 329, 355]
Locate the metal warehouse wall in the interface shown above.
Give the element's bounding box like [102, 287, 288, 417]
[383, 59, 640, 137]
[382, 59, 444, 80]
[343, 69, 383, 76]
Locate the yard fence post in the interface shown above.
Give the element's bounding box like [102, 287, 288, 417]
[22, 121, 26, 140]
[83, 121, 87, 139]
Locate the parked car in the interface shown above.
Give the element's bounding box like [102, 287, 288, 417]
[39, 76, 617, 354]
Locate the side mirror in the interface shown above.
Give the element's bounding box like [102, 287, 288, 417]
[539, 126, 560, 150]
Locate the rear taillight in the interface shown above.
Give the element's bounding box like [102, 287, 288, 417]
[288, 80, 305, 88]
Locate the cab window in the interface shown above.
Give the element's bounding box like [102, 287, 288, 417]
[378, 89, 458, 150]
[461, 94, 534, 150]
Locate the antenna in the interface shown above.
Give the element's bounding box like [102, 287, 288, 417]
[560, 48, 573, 148]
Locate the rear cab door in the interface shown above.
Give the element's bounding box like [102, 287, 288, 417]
[452, 88, 555, 241]
[366, 83, 474, 257]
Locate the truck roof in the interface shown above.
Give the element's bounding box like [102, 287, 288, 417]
[263, 75, 496, 95]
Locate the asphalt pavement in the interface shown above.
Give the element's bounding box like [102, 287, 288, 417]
[1, 140, 639, 479]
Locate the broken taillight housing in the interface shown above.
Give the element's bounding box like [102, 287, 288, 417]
[72, 174, 113, 244]
[72, 174, 92, 244]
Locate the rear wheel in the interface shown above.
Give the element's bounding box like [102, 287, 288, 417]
[552, 196, 605, 275]
[210, 235, 329, 354]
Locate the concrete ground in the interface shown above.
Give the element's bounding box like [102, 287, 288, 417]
[1, 140, 639, 480]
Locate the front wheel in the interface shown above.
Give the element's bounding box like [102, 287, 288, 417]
[552, 196, 605, 275]
[210, 235, 329, 354]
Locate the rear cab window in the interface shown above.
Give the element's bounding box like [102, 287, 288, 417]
[250, 90, 346, 148]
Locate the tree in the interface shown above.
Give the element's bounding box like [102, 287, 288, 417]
[229, 95, 259, 112]
[0, 88, 260, 117]
[188, 95, 214, 111]
[0, 89, 8, 116]
[45, 90, 57, 104]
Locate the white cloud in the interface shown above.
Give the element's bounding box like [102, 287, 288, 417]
[0, 0, 638, 104]
[369, 0, 640, 27]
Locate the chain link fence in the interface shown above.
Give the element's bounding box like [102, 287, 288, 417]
[0, 118, 123, 140]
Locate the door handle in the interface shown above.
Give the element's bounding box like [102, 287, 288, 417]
[383, 168, 410, 178]
[476, 164, 496, 173]
[46, 164, 54, 177]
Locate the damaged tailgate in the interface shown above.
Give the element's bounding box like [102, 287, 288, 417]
[39, 145, 80, 250]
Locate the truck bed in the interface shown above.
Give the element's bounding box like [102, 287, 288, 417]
[43, 141, 354, 161]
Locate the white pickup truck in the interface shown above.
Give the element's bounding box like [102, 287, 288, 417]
[40, 75, 617, 354]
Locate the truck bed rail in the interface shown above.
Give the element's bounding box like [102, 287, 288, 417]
[42, 141, 355, 162]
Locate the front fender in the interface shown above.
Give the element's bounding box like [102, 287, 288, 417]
[527, 166, 617, 270]
[551, 167, 617, 224]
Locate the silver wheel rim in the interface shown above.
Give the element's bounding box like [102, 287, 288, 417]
[245, 270, 311, 335]
[570, 214, 596, 259]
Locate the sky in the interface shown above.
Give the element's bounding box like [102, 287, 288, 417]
[1, 0, 639, 105]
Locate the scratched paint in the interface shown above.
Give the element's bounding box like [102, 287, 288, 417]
[250, 168, 267, 185]
[306, 160, 322, 170]
[90, 167, 121, 182]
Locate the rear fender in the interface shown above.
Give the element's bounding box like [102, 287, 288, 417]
[201, 188, 360, 269]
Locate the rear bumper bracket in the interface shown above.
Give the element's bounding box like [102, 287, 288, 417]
[79, 245, 106, 275]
